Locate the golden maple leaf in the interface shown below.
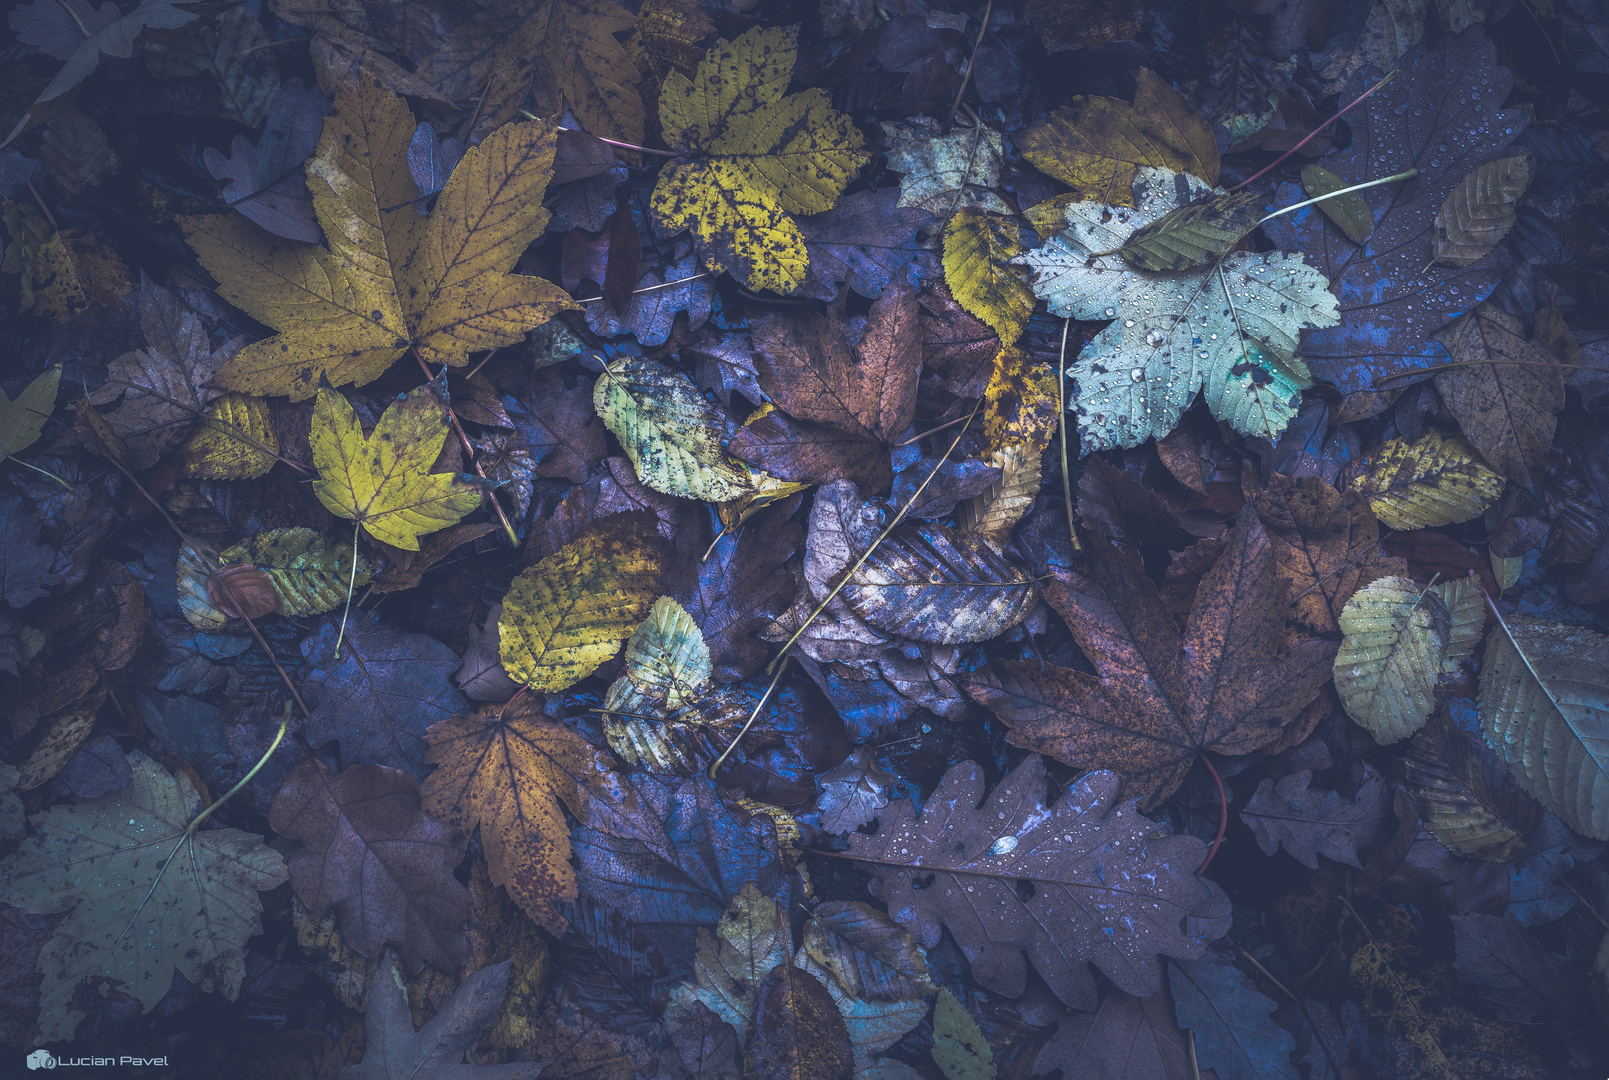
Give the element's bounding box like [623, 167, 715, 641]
[309, 383, 482, 551]
[650, 26, 869, 295]
[420, 0, 645, 149]
[421, 693, 643, 934]
[182, 74, 576, 401]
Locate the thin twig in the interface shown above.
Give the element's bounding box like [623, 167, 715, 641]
[893, 412, 973, 448]
[1374, 355, 1593, 389]
[413, 352, 520, 547]
[1236, 947, 1301, 1003]
[552, 123, 680, 157]
[944, 0, 994, 133]
[1196, 754, 1228, 877]
[574, 272, 713, 303]
[1056, 318, 1082, 555]
[707, 654, 792, 779]
[1229, 69, 1399, 193]
[26, 180, 57, 229]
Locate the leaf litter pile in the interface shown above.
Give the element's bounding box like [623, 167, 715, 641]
[7, 0, 1609, 1076]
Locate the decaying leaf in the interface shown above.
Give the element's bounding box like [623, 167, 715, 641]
[969, 466, 1334, 809]
[594, 355, 756, 503]
[815, 746, 896, 834]
[1432, 303, 1564, 487]
[1017, 68, 1219, 207]
[1301, 163, 1372, 244]
[670, 882, 792, 1033]
[1169, 953, 1299, 1080]
[958, 347, 1061, 546]
[800, 902, 935, 1003]
[649, 26, 868, 294]
[1109, 189, 1263, 272]
[932, 989, 995, 1080]
[1239, 766, 1394, 868]
[746, 955, 855, 1080]
[176, 393, 280, 479]
[882, 118, 1010, 218]
[1433, 156, 1530, 267]
[423, 692, 639, 935]
[942, 208, 1035, 345]
[499, 516, 661, 692]
[183, 75, 574, 399]
[1334, 576, 1449, 745]
[846, 755, 1223, 1009]
[1346, 429, 1505, 531]
[1405, 708, 1540, 863]
[203, 79, 329, 244]
[1024, 168, 1337, 448]
[270, 756, 471, 975]
[311, 384, 482, 551]
[1478, 616, 1609, 840]
[0, 750, 287, 1043]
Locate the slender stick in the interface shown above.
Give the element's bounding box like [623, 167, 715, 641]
[1229, 69, 1399, 193]
[1374, 355, 1593, 389]
[1236, 947, 1301, 1003]
[333, 518, 361, 659]
[1056, 318, 1082, 555]
[707, 655, 792, 779]
[1255, 169, 1418, 227]
[574, 272, 713, 303]
[413, 352, 520, 547]
[1196, 754, 1228, 877]
[26, 180, 58, 228]
[944, 0, 993, 133]
[893, 412, 974, 448]
[4, 454, 73, 488]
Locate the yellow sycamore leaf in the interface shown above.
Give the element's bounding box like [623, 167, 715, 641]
[943, 209, 1036, 345]
[182, 74, 575, 401]
[650, 26, 869, 295]
[594, 354, 757, 503]
[1346, 429, 1505, 531]
[499, 515, 662, 692]
[0, 366, 61, 461]
[625, 0, 714, 144]
[309, 383, 482, 551]
[1017, 68, 1218, 209]
[958, 348, 1060, 546]
[421, 0, 646, 150]
[176, 393, 278, 479]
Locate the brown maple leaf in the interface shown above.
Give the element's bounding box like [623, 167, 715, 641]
[966, 459, 1336, 810]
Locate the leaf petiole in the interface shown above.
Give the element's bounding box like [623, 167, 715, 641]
[179, 702, 292, 843]
[3, 454, 73, 489]
[1255, 169, 1419, 227]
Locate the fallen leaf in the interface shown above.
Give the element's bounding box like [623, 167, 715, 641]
[957, 346, 1060, 545]
[1239, 766, 1395, 868]
[1110, 189, 1263, 273]
[1433, 156, 1530, 267]
[746, 958, 856, 1080]
[1017, 68, 1219, 207]
[814, 747, 895, 834]
[0, 492, 64, 607]
[499, 515, 661, 692]
[0, 366, 61, 462]
[671, 882, 791, 1033]
[932, 989, 995, 1080]
[1169, 953, 1300, 1080]
[1404, 707, 1540, 863]
[182, 75, 575, 399]
[1301, 163, 1372, 243]
[1018, 987, 1199, 1080]
[26, 226, 135, 322]
[40, 103, 118, 194]
[343, 947, 541, 1079]
[1450, 912, 1573, 1024]
[800, 901, 935, 1003]
[943, 208, 1035, 345]
[299, 613, 471, 779]
[797, 188, 939, 303]
[650, 26, 868, 294]
[1023, 167, 1337, 449]
[1334, 575, 1449, 744]
[176, 393, 281, 480]
[1431, 303, 1564, 487]
[310, 383, 482, 551]
[0, 750, 287, 1043]
[269, 755, 471, 974]
[1345, 429, 1504, 530]
[423, 692, 639, 935]
[421, 0, 645, 150]
[203, 80, 329, 244]
[144, 4, 279, 127]
[968, 465, 1334, 809]
[1478, 615, 1609, 839]
[882, 118, 1010, 218]
[846, 755, 1222, 1009]
[677, 515, 800, 683]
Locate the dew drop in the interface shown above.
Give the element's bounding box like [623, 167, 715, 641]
[1130, 368, 1144, 382]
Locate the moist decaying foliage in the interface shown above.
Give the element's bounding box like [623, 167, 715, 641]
[4, 0, 1609, 1077]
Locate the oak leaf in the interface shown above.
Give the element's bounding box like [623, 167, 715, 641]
[649, 26, 869, 295]
[814, 746, 895, 835]
[1239, 766, 1394, 869]
[499, 515, 661, 692]
[846, 755, 1223, 1009]
[968, 462, 1335, 809]
[0, 750, 287, 1043]
[421, 0, 646, 150]
[1168, 954, 1299, 1080]
[269, 756, 471, 975]
[423, 692, 641, 935]
[311, 384, 482, 551]
[182, 75, 575, 400]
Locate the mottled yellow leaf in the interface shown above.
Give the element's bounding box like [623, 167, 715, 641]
[1347, 429, 1505, 530]
[959, 347, 1060, 545]
[499, 516, 661, 692]
[943, 209, 1035, 345]
[28, 228, 134, 323]
[176, 392, 278, 479]
[1017, 68, 1218, 207]
[594, 354, 756, 502]
[182, 74, 575, 400]
[310, 383, 482, 551]
[650, 26, 869, 294]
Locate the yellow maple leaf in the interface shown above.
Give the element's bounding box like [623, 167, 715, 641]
[500, 515, 662, 692]
[943, 209, 1036, 345]
[1017, 68, 1218, 210]
[650, 26, 869, 295]
[421, 693, 642, 934]
[182, 74, 576, 401]
[309, 383, 482, 551]
[421, 0, 645, 149]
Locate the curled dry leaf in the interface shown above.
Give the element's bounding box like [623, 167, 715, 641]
[846, 755, 1223, 1010]
[814, 746, 895, 834]
[1478, 615, 1609, 840]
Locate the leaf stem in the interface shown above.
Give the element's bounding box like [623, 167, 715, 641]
[943, 0, 994, 134]
[4, 454, 73, 488]
[1373, 355, 1590, 389]
[333, 517, 360, 659]
[1056, 318, 1083, 555]
[412, 352, 521, 547]
[1195, 753, 1227, 877]
[1229, 69, 1399, 193]
[179, 703, 291, 841]
[1236, 946, 1300, 1003]
[541, 119, 680, 157]
[707, 654, 792, 780]
[1255, 169, 1418, 227]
